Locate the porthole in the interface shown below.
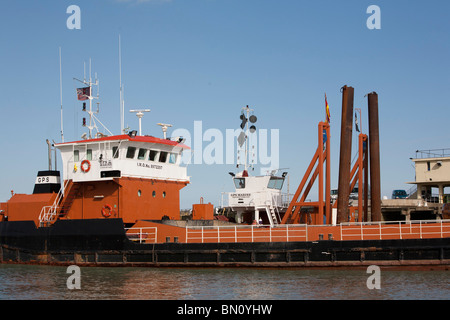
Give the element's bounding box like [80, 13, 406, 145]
[152, 191, 156, 198]
[162, 191, 166, 198]
[138, 190, 142, 197]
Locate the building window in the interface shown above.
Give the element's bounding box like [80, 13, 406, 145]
[234, 178, 245, 189]
[138, 148, 147, 160]
[159, 151, 168, 163]
[267, 177, 284, 190]
[169, 153, 177, 164]
[427, 161, 431, 171]
[126, 147, 136, 159]
[87, 149, 92, 161]
[149, 150, 159, 161]
[74, 150, 79, 162]
[112, 146, 119, 159]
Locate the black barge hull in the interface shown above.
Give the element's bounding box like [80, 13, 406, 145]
[1, 219, 450, 269]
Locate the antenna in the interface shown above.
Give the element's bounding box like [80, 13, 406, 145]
[88, 58, 93, 138]
[157, 123, 173, 139]
[96, 74, 100, 113]
[119, 34, 125, 134]
[130, 109, 150, 136]
[122, 83, 125, 133]
[59, 47, 64, 143]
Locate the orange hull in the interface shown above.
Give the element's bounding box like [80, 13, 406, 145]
[1, 177, 188, 227]
[60, 178, 188, 224]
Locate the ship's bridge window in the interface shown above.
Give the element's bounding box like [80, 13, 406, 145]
[126, 147, 136, 159]
[87, 149, 92, 161]
[169, 153, 177, 164]
[112, 146, 119, 159]
[149, 150, 159, 161]
[159, 151, 168, 163]
[234, 178, 245, 189]
[74, 150, 79, 162]
[138, 148, 147, 160]
[267, 177, 284, 190]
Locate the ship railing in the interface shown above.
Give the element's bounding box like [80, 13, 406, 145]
[339, 219, 450, 240]
[38, 206, 57, 226]
[281, 192, 294, 208]
[125, 227, 158, 243]
[184, 219, 450, 243]
[185, 224, 308, 243]
[38, 179, 71, 226]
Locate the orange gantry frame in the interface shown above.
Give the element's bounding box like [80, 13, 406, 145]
[281, 121, 369, 226]
[281, 121, 331, 225]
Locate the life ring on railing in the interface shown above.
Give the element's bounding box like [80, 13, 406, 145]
[102, 204, 113, 218]
[81, 160, 91, 173]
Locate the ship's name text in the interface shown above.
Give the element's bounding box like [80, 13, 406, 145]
[137, 162, 162, 170]
[231, 193, 251, 198]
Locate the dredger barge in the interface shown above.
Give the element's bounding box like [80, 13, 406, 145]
[1, 84, 449, 269]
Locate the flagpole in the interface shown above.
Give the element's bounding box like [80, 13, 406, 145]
[355, 108, 362, 133]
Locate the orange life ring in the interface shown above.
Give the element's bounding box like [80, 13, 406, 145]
[81, 160, 91, 173]
[102, 204, 113, 218]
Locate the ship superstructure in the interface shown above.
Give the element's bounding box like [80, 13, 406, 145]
[38, 133, 190, 226]
[221, 106, 290, 226]
[226, 170, 288, 226]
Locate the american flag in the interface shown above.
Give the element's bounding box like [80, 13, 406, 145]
[76, 87, 91, 101]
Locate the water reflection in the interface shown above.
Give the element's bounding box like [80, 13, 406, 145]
[0, 265, 448, 300]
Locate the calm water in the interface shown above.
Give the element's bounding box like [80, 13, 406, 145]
[0, 264, 448, 300]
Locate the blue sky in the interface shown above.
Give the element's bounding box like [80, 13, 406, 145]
[0, 0, 449, 209]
